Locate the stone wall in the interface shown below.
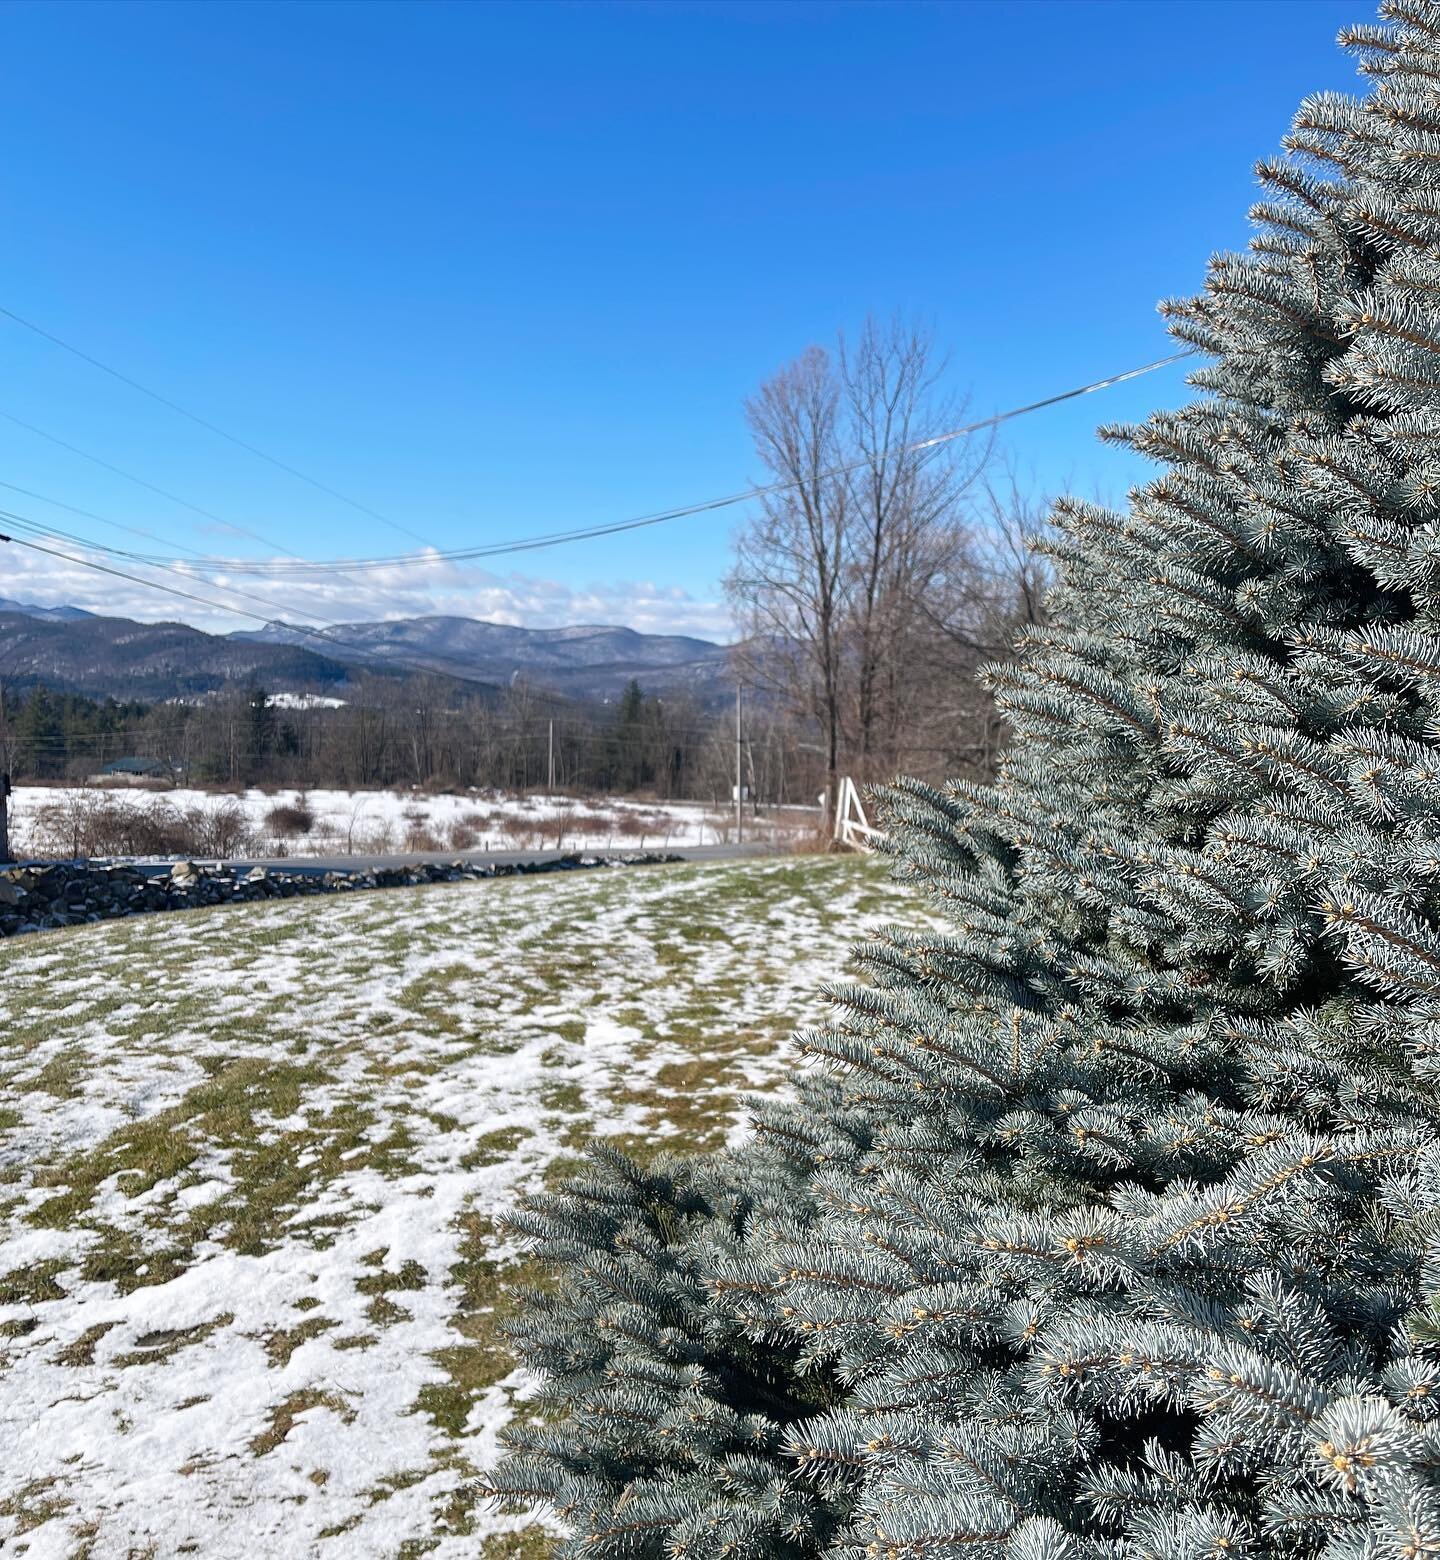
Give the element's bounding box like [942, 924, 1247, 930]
[0, 853, 683, 939]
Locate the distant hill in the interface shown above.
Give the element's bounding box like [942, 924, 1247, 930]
[0, 609, 360, 701]
[0, 597, 95, 623]
[0, 605, 735, 706]
[233, 615, 735, 702]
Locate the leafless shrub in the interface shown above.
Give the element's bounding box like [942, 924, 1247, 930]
[342, 797, 373, 854]
[497, 820, 545, 851]
[93, 776, 171, 794]
[26, 792, 256, 860]
[447, 820, 480, 851]
[183, 800, 255, 859]
[568, 807, 619, 831]
[264, 800, 314, 838]
[781, 823, 836, 855]
[358, 820, 397, 855]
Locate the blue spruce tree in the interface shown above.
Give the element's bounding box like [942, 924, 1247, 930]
[486, 4, 1440, 1553]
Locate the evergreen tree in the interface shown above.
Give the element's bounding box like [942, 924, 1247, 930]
[611, 678, 654, 791]
[14, 685, 65, 777]
[487, 5, 1440, 1553]
[246, 682, 276, 771]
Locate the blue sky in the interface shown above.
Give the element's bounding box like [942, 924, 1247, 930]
[1, 0, 1363, 639]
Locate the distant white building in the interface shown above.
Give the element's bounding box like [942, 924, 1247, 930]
[265, 693, 347, 711]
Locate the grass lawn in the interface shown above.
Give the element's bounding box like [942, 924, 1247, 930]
[0, 855, 914, 1557]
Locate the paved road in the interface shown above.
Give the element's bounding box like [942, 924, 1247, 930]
[118, 840, 781, 880]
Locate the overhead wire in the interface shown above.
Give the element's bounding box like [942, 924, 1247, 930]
[0, 409, 377, 595]
[0, 476, 226, 564]
[0, 303, 435, 547]
[0, 343, 1197, 700]
[0, 509, 572, 707]
[0, 522, 334, 635]
[0, 506, 381, 639]
[5, 340, 1196, 576]
[0, 487, 371, 616]
[0, 407, 308, 561]
[102, 350, 1199, 577]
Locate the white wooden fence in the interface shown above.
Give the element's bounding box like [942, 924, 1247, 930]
[833, 776, 882, 853]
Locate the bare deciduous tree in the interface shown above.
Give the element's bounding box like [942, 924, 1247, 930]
[728, 345, 849, 811]
[842, 319, 976, 769]
[726, 316, 995, 812]
[919, 468, 1051, 661]
[900, 469, 1054, 777]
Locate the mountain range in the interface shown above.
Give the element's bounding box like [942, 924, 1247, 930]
[232, 616, 731, 701]
[0, 603, 734, 706]
[0, 606, 356, 702]
[0, 597, 95, 623]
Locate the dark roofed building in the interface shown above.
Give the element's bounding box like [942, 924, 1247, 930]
[92, 756, 174, 784]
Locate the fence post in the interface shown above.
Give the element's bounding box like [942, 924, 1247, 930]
[834, 776, 878, 853]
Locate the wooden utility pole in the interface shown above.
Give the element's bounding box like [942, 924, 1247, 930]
[0, 682, 9, 863]
[547, 719, 555, 793]
[735, 684, 743, 845]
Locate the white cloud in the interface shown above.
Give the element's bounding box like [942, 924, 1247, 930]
[0, 541, 738, 642]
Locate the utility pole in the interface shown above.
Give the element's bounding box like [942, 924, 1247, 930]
[0, 682, 9, 864]
[735, 683, 743, 845]
[547, 719, 555, 794]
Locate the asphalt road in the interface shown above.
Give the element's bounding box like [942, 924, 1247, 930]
[118, 840, 782, 880]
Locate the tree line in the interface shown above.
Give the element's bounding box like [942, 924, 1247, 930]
[0, 674, 844, 810]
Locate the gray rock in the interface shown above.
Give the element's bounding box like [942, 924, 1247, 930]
[0, 849, 684, 940]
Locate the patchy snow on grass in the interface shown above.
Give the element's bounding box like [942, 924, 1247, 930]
[0, 856, 916, 1556]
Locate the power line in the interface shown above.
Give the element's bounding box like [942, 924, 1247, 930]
[0, 477, 222, 564]
[0, 506, 377, 638]
[0, 407, 306, 561]
[0, 507, 537, 697]
[0, 303, 434, 547]
[4, 295, 1190, 575]
[0, 414, 433, 602]
[0, 523, 325, 633]
[0, 344, 1194, 692]
[0, 410, 382, 601]
[114, 350, 1197, 577]
[5, 341, 1192, 587]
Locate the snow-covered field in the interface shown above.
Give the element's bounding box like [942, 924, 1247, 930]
[0, 856, 912, 1556]
[8, 783, 817, 861]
